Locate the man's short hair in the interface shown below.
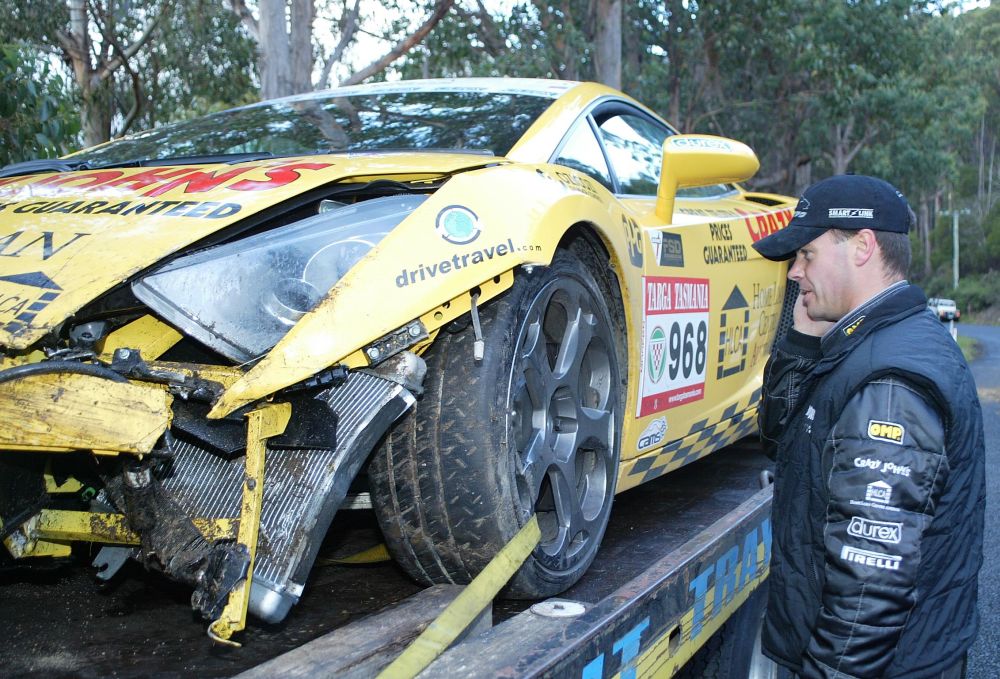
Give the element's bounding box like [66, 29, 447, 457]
[830, 227, 911, 278]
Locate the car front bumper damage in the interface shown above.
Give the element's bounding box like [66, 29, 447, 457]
[0, 356, 421, 643]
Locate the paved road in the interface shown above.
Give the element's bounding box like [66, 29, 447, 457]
[960, 324, 1000, 679]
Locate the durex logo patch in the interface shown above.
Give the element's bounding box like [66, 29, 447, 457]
[847, 516, 902, 544]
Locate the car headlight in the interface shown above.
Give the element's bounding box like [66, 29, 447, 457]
[133, 194, 429, 362]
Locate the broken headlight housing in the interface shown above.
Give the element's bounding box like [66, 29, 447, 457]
[133, 194, 429, 362]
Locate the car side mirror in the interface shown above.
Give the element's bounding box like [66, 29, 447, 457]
[655, 135, 760, 222]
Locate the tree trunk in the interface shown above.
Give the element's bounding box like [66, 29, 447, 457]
[289, 0, 315, 93]
[258, 0, 291, 99]
[594, 0, 621, 89]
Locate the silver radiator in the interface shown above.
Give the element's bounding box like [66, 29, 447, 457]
[159, 370, 414, 622]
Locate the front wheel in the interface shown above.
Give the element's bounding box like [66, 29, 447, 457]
[369, 247, 623, 597]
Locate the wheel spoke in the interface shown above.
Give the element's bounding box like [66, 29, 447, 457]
[576, 406, 614, 455]
[521, 316, 555, 404]
[545, 464, 584, 554]
[518, 429, 554, 500]
[552, 300, 596, 381]
[552, 462, 587, 538]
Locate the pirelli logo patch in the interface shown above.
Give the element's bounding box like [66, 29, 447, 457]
[868, 420, 905, 444]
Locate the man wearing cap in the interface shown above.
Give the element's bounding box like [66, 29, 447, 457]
[752, 174, 985, 679]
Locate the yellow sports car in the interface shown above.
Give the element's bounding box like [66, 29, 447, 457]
[0, 78, 794, 642]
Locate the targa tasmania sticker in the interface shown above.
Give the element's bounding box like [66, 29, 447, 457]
[637, 276, 709, 417]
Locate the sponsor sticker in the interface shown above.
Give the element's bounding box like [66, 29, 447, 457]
[739, 207, 792, 243]
[435, 205, 481, 245]
[650, 231, 684, 267]
[867, 420, 905, 445]
[854, 457, 911, 477]
[669, 137, 733, 151]
[842, 315, 865, 336]
[840, 545, 902, 570]
[829, 208, 874, 219]
[394, 240, 541, 288]
[847, 516, 902, 544]
[637, 417, 668, 451]
[622, 214, 643, 267]
[637, 276, 709, 416]
[717, 286, 749, 379]
[865, 480, 893, 504]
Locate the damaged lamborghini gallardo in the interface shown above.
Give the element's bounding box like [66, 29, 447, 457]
[0, 78, 795, 643]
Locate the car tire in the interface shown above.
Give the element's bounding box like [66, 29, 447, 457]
[368, 246, 623, 597]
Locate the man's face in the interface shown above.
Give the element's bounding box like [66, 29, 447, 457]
[787, 230, 855, 322]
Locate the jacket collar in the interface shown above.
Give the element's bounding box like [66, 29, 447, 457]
[819, 282, 927, 356]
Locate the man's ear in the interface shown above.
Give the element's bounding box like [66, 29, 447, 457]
[852, 229, 878, 266]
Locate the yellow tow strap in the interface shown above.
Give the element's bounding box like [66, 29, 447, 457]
[319, 543, 393, 565]
[376, 515, 541, 679]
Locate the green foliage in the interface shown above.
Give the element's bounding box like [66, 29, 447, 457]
[0, 44, 80, 165]
[953, 271, 1000, 314]
[0, 0, 256, 152]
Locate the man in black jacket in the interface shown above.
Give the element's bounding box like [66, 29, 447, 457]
[751, 174, 985, 679]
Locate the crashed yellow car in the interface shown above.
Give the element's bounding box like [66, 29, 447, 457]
[0, 78, 794, 641]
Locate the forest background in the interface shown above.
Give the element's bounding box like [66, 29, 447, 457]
[1, 0, 997, 316]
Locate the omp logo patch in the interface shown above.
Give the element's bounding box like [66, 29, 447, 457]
[842, 315, 865, 336]
[847, 517, 902, 544]
[868, 420, 905, 444]
[829, 208, 874, 219]
[840, 545, 901, 570]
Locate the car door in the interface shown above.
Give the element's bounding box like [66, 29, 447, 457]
[553, 103, 786, 481]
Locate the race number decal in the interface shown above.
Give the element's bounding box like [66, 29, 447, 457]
[638, 276, 709, 416]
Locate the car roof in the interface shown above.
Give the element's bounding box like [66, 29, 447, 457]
[236, 78, 581, 112]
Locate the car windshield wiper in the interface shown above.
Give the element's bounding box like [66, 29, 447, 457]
[0, 152, 277, 179]
[0, 158, 97, 178]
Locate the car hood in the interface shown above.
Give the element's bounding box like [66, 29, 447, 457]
[0, 153, 498, 350]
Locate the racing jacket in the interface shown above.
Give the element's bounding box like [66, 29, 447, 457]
[759, 283, 985, 679]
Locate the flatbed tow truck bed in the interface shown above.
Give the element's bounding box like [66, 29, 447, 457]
[1, 438, 773, 678]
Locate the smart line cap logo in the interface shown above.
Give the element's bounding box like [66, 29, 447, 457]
[436, 205, 481, 244]
[866, 480, 892, 504]
[828, 208, 874, 219]
[868, 420, 905, 445]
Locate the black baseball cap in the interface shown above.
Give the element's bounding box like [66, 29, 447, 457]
[752, 174, 912, 261]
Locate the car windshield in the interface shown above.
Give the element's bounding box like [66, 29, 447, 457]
[71, 90, 555, 164]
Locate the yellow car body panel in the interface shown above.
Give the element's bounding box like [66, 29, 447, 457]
[210, 162, 625, 416]
[0, 154, 497, 350]
[0, 371, 172, 454]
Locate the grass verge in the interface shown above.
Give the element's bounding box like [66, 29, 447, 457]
[956, 335, 979, 363]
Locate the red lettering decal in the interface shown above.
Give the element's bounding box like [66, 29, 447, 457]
[102, 168, 196, 192]
[228, 162, 333, 192]
[141, 168, 252, 197]
[34, 170, 126, 190]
